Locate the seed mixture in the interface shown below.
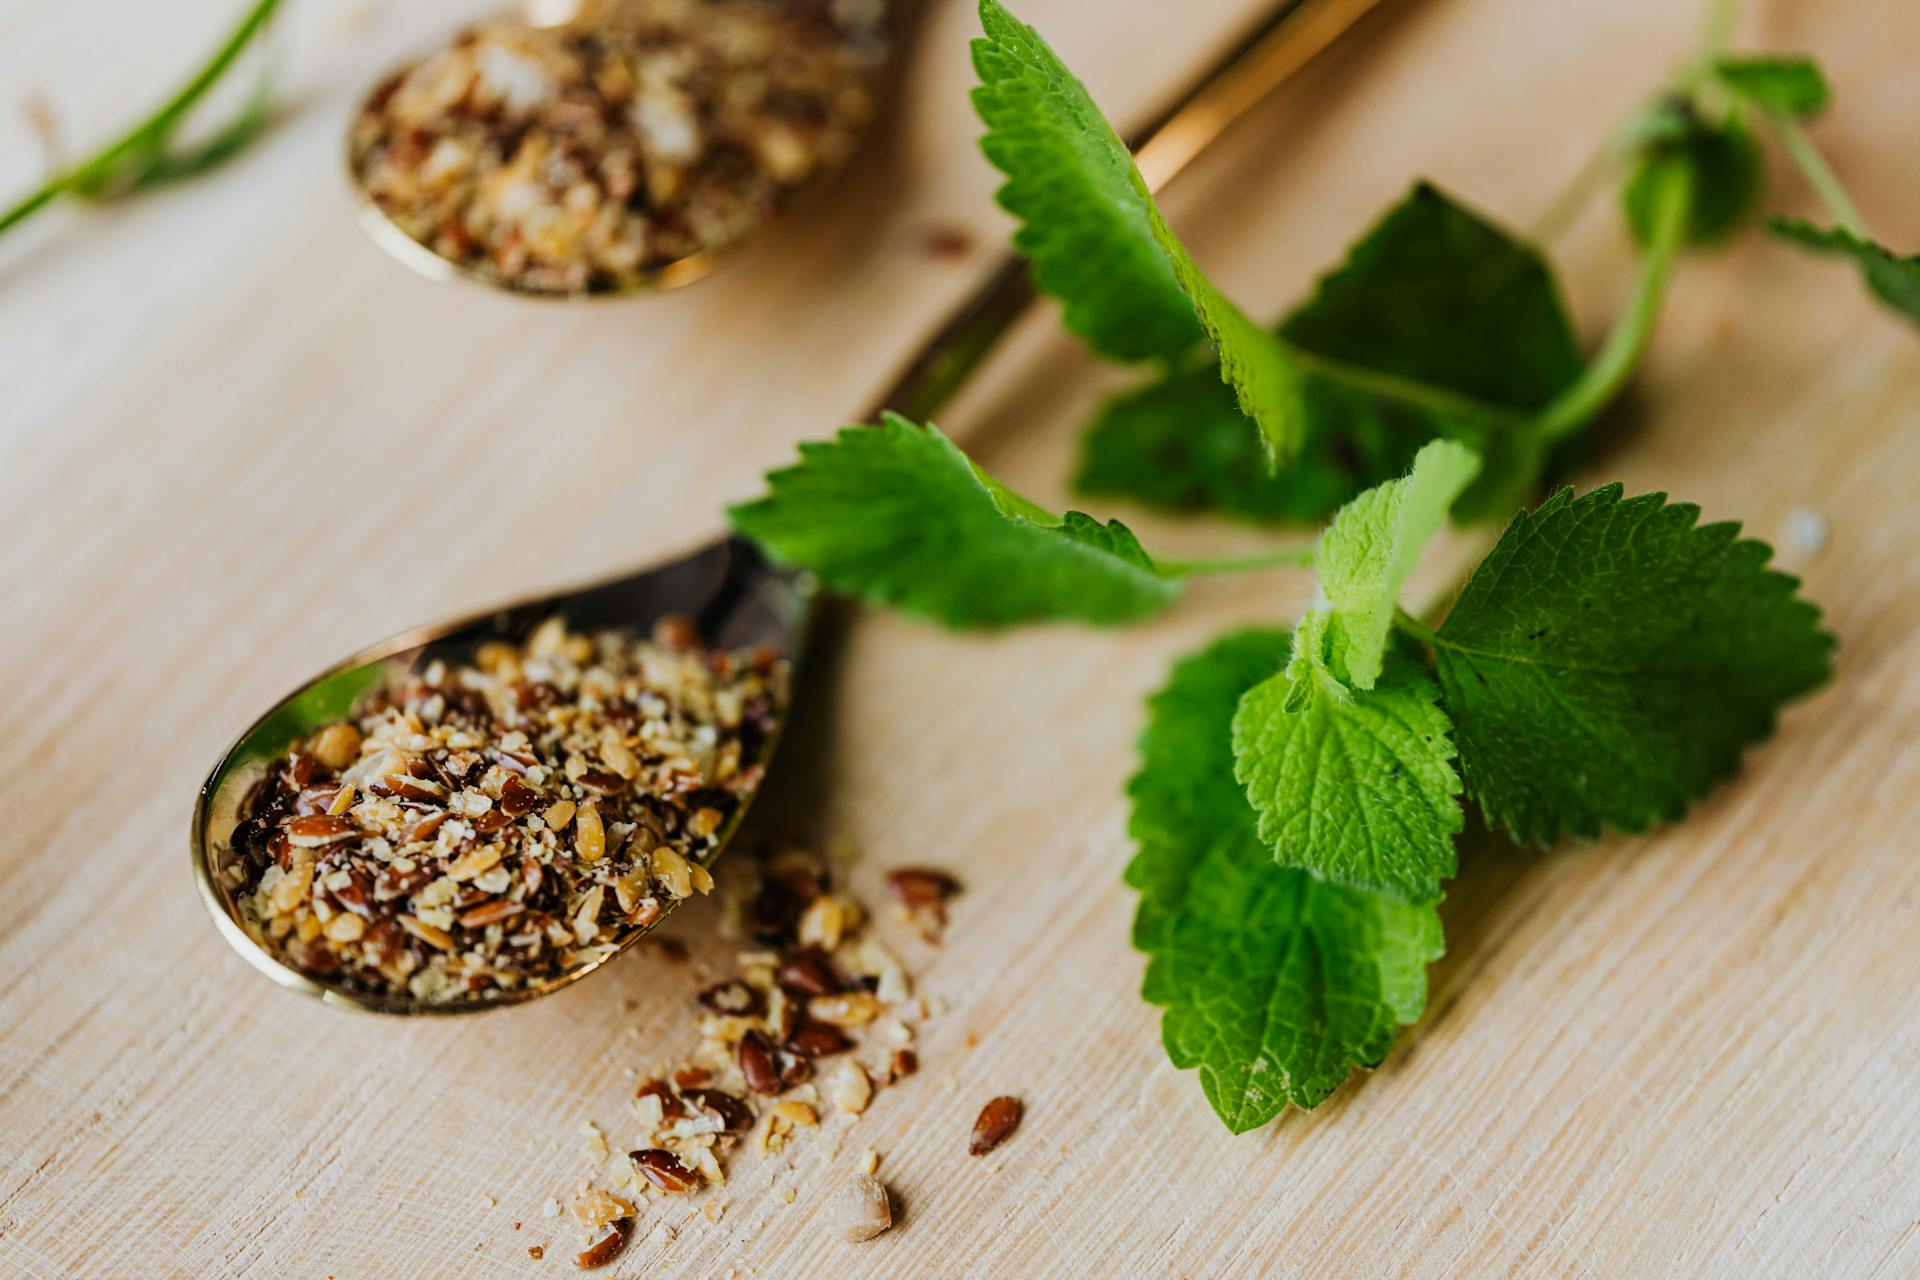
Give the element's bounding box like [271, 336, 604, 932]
[349, 0, 886, 294]
[226, 616, 786, 1005]
[554, 846, 952, 1267]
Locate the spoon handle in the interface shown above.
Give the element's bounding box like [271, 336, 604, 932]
[869, 0, 1390, 425]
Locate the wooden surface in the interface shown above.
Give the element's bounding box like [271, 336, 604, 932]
[3, 0, 1918, 1275]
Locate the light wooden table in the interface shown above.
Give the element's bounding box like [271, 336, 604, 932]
[4, 0, 1918, 1275]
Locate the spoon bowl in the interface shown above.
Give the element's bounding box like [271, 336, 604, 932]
[347, 0, 891, 298]
[191, 537, 814, 1015]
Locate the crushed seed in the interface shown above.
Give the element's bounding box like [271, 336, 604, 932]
[349, 0, 886, 294]
[885, 866, 961, 942]
[227, 616, 785, 1004]
[573, 1216, 632, 1269]
[833, 1172, 892, 1241]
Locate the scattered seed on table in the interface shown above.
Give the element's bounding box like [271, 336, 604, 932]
[969, 1096, 1022, 1156]
[573, 1217, 630, 1269]
[834, 1173, 893, 1242]
[632, 1148, 701, 1193]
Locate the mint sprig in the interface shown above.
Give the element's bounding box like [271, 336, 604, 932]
[729, 0, 1844, 1133]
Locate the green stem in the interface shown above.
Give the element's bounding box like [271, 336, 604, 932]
[1700, 0, 1741, 68]
[1159, 544, 1317, 578]
[1286, 346, 1525, 434]
[0, 0, 279, 237]
[0, 183, 61, 237]
[1530, 140, 1626, 245]
[1769, 110, 1867, 236]
[1532, 0, 1739, 249]
[1531, 154, 1694, 446]
[1391, 606, 1446, 649]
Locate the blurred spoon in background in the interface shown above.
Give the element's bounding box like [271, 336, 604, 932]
[347, 0, 891, 297]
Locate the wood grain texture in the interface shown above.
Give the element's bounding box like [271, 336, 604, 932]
[3, 0, 1918, 1276]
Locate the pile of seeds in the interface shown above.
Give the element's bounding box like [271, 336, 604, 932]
[349, 0, 886, 294]
[226, 616, 786, 1005]
[554, 847, 961, 1267]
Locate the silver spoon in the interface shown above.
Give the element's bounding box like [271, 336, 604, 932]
[347, 0, 893, 298]
[194, 0, 1389, 1014]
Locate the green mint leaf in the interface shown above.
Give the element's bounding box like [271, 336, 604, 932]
[728, 414, 1178, 628]
[1280, 182, 1581, 516]
[1127, 629, 1442, 1130]
[1316, 439, 1481, 690]
[1428, 484, 1834, 844]
[972, 0, 1303, 461]
[1075, 184, 1579, 521]
[970, 0, 1202, 361]
[1147, 200, 1306, 462]
[1714, 56, 1830, 118]
[1232, 642, 1463, 905]
[1624, 109, 1762, 247]
[1075, 357, 1427, 524]
[1280, 183, 1584, 416]
[1770, 218, 1920, 327]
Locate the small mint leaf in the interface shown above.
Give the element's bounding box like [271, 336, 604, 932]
[1316, 439, 1481, 690]
[1770, 218, 1920, 327]
[1232, 645, 1463, 905]
[1714, 56, 1831, 118]
[1624, 109, 1762, 247]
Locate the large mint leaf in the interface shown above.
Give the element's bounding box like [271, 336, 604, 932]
[1280, 182, 1584, 413]
[1075, 183, 1582, 522]
[970, 0, 1199, 360]
[1430, 484, 1834, 843]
